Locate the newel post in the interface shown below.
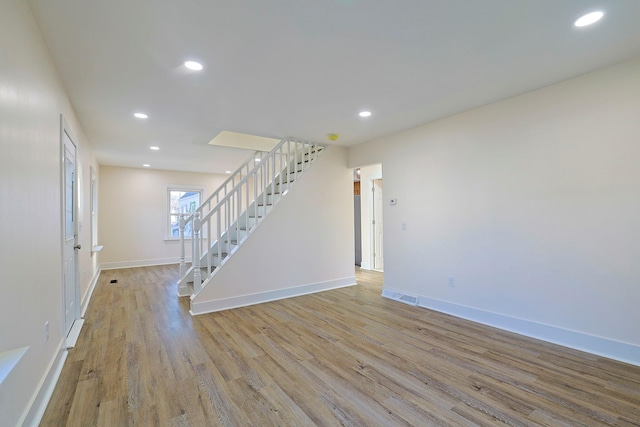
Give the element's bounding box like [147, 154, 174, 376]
[192, 212, 202, 293]
[179, 214, 186, 278]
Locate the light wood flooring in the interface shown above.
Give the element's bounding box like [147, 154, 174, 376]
[41, 265, 640, 426]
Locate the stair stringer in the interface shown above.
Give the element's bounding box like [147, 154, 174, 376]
[190, 145, 356, 315]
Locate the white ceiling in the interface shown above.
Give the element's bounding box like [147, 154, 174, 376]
[29, 0, 640, 174]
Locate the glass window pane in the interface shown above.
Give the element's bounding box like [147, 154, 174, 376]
[169, 190, 201, 238]
[65, 157, 74, 239]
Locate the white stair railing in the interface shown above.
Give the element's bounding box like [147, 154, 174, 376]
[178, 138, 325, 296]
[177, 150, 266, 279]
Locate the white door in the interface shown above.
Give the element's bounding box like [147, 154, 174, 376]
[372, 179, 384, 270]
[62, 126, 79, 337]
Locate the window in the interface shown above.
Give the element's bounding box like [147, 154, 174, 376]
[168, 188, 202, 239]
[90, 166, 101, 252]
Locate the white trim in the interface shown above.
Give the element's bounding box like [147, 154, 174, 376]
[359, 261, 372, 270]
[190, 276, 357, 315]
[381, 287, 640, 367]
[90, 165, 98, 249]
[365, 172, 382, 272]
[19, 342, 68, 427]
[81, 267, 101, 318]
[100, 257, 190, 270]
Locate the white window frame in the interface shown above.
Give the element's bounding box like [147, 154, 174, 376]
[90, 166, 103, 253]
[166, 186, 203, 240]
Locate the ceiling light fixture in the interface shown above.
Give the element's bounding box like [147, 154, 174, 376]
[359, 111, 372, 118]
[134, 112, 148, 119]
[574, 11, 604, 27]
[150, 146, 160, 151]
[225, 170, 232, 174]
[255, 158, 261, 162]
[184, 60, 204, 71]
[142, 164, 151, 168]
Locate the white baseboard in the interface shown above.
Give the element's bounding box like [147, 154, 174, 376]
[101, 257, 190, 270]
[20, 342, 68, 427]
[81, 267, 101, 318]
[382, 287, 640, 367]
[191, 276, 357, 315]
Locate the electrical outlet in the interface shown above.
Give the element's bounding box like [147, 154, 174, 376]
[401, 221, 407, 231]
[45, 321, 49, 341]
[448, 276, 455, 288]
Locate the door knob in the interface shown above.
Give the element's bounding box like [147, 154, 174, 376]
[74, 244, 82, 250]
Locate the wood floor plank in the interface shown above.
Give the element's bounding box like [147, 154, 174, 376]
[96, 397, 128, 427]
[38, 360, 83, 426]
[65, 377, 101, 426]
[40, 265, 640, 426]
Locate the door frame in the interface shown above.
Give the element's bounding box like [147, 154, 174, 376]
[364, 170, 383, 271]
[371, 178, 384, 271]
[60, 115, 80, 339]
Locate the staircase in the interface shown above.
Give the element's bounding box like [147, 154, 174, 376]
[177, 138, 326, 298]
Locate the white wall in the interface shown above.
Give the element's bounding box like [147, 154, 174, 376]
[0, 1, 99, 424]
[192, 146, 356, 314]
[357, 164, 382, 270]
[99, 165, 228, 268]
[349, 59, 640, 365]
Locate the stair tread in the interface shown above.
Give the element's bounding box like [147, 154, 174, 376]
[211, 253, 228, 258]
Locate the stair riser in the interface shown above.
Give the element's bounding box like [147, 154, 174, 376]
[228, 228, 247, 241]
[220, 241, 237, 253]
[238, 216, 257, 230]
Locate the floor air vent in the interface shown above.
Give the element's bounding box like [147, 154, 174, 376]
[381, 289, 418, 306]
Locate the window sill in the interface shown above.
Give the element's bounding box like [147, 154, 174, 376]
[0, 346, 29, 385]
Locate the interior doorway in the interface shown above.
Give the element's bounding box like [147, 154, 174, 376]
[353, 164, 383, 272]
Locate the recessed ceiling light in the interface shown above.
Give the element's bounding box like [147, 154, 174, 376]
[359, 111, 372, 118]
[134, 112, 148, 119]
[142, 164, 151, 168]
[574, 11, 604, 27]
[184, 61, 203, 71]
[225, 170, 232, 174]
[255, 158, 261, 162]
[150, 146, 160, 151]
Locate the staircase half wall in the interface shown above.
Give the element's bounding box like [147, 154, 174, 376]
[190, 145, 356, 315]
